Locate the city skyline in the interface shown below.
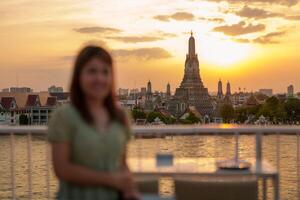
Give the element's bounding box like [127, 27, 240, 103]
[1, 0, 300, 93]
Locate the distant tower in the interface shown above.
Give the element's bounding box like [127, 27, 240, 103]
[145, 80, 153, 110]
[287, 85, 294, 97]
[226, 81, 231, 96]
[217, 79, 223, 99]
[166, 83, 171, 98]
[147, 80, 152, 94]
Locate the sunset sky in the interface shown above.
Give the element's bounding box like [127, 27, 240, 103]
[0, 0, 300, 93]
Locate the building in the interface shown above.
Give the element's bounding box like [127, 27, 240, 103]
[217, 79, 223, 99]
[244, 93, 259, 108]
[129, 88, 139, 100]
[226, 81, 231, 96]
[258, 89, 273, 97]
[166, 83, 171, 99]
[145, 80, 154, 111]
[9, 87, 32, 93]
[140, 87, 147, 96]
[0, 97, 17, 124]
[119, 99, 137, 110]
[0, 92, 58, 125]
[231, 92, 252, 108]
[48, 85, 63, 93]
[49, 92, 70, 105]
[173, 32, 214, 116]
[118, 88, 129, 97]
[287, 85, 294, 97]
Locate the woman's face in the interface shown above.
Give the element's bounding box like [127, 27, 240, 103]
[80, 57, 112, 101]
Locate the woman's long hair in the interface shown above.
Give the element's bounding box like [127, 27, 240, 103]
[70, 45, 128, 128]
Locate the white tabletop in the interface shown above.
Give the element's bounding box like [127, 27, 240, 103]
[129, 157, 277, 177]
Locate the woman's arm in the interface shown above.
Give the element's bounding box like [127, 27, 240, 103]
[51, 142, 132, 191]
[121, 146, 140, 200]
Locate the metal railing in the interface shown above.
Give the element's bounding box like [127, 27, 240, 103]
[0, 125, 299, 200]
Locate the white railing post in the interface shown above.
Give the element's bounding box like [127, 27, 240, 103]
[9, 132, 16, 200]
[234, 131, 239, 163]
[297, 131, 299, 200]
[255, 131, 262, 171]
[46, 141, 51, 199]
[27, 133, 32, 200]
[275, 131, 281, 200]
[214, 132, 218, 159]
[137, 134, 142, 172]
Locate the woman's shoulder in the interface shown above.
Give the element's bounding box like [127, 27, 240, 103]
[48, 104, 77, 142]
[114, 107, 133, 140]
[51, 104, 79, 121]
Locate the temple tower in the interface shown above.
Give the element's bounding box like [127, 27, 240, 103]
[147, 80, 152, 94]
[226, 81, 231, 96]
[217, 79, 223, 99]
[166, 83, 171, 98]
[174, 32, 213, 116]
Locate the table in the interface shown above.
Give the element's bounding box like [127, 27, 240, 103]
[129, 157, 279, 200]
[142, 194, 175, 200]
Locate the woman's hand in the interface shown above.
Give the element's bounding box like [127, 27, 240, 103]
[112, 170, 136, 193]
[123, 190, 140, 200]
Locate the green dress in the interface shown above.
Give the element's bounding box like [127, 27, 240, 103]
[48, 104, 131, 200]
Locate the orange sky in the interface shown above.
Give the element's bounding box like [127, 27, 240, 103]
[0, 0, 300, 93]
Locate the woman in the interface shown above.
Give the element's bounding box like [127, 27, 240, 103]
[48, 45, 139, 200]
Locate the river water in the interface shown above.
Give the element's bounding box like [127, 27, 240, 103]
[0, 134, 299, 200]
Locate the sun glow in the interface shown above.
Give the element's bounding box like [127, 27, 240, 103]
[198, 36, 254, 67]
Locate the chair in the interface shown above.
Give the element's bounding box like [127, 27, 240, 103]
[174, 176, 258, 200]
[135, 176, 159, 194]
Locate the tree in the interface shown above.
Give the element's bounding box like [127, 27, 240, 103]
[234, 105, 262, 124]
[220, 103, 235, 123]
[146, 112, 164, 123]
[19, 114, 29, 125]
[131, 109, 146, 121]
[284, 98, 300, 122]
[146, 111, 176, 124]
[258, 96, 286, 123]
[235, 107, 248, 123]
[186, 112, 201, 124]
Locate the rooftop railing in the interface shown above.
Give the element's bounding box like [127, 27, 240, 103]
[0, 125, 299, 200]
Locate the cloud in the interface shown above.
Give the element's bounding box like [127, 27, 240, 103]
[107, 31, 177, 43]
[233, 38, 251, 43]
[154, 12, 195, 21]
[234, 6, 300, 21]
[59, 56, 74, 61]
[236, 6, 282, 19]
[213, 21, 265, 36]
[204, 0, 299, 6]
[107, 36, 163, 43]
[58, 47, 171, 63]
[199, 17, 225, 23]
[284, 15, 300, 20]
[83, 39, 107, 46]
[74, 26, 122, 34]
[155, 31, 177, 37]
[171, 12, 195, 20]
[154, 15, 170, 22]
[112, 47, 171, 60]
[233, 31, 286, 44]
[253, 31, 286, 44]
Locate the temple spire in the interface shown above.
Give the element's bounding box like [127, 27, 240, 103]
[188, 30, 195, 56]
